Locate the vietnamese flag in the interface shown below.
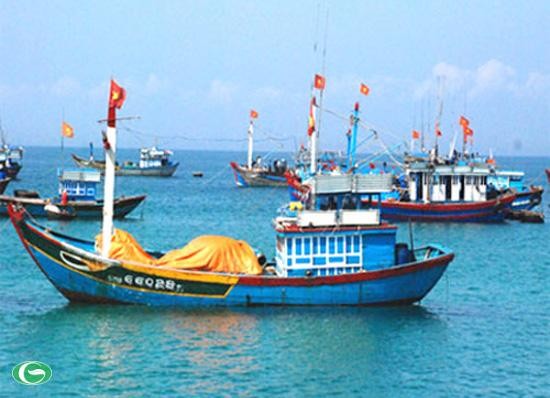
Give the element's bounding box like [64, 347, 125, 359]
[412, 130, 420, 140]
[459, 115, 470, 127]
[250, 109, 259, 119]
[435, 123, 442, 137]
[314, 74, 326, 90]
[109, 79, 126, 109]
[464, 127, 474, 136]
[359, 83, 370, 96]
[61, 121, 74, 138]
[307, 97, 316, 136]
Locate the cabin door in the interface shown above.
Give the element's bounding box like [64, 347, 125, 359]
[459, 176, 465, 200]
[416, 173, 423, 200]
[445, 176, 452, 200]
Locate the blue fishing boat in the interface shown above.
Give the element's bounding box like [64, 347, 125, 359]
[7, 78, 454, 307]
[0, 168, 145, 218]
[0, 146, 23, 179]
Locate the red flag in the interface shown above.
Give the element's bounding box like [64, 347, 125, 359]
[314, 74, 326, 90]
[61, 121, 74, 138]
[464, 127, 474, 136]
[412, 130, 420, 140]
[250, 109, 259, 119]
[435, 123, 442, 137]
[360, 83, 370, 96]
[109, 79, 126, 109]
[459, 115, 469, 127]
[307, 97, 316, 136]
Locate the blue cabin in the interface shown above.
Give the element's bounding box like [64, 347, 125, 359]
[58, 169, 101, 201]
[274, 174, 404, 277]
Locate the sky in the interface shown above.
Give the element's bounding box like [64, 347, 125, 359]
[0, 0, 548, 156]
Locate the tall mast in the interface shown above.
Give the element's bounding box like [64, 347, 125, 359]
[247, 120, 254, 169]
[309, 96, 318, 175]
[348, 102, 360, 170]
[102, 79, 125, 257]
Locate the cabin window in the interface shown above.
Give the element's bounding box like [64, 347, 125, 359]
[304, 238, 311, 255]
[337, 237, 344, 253]
[296, 238, 302, 255]
[345, 236, 352, 253]
[313, 238, 318, 254]
[329, 237, 335, 254]
[433, 175, 439, 184]
[287, 239, 292, 255]
[465, 176, 472, 185]
[453, 176, 459, 184]
[320, 237, 327, 254]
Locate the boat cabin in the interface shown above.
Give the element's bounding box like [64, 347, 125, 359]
[487, 170, 525, 192]
[274, 174, 403, 277]
[58, 169, 101, 201]
[406, 162, 491, 203]
[139, 147, 173, 169]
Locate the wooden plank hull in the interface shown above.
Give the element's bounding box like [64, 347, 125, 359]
[8, 205, 454, 307]
[0, 194, 145, 218]
[230, 162, 287, 187]
[0, 177, 10, 194]
[378, 193, 516, 223]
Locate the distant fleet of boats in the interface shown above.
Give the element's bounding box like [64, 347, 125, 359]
[3, 74, 547, 308]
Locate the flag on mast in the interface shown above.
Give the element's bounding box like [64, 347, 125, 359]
[250, 109, 259, 119]
[61, 121, 74, 138]
[109, 79, 126, 109]
[314, 74, 326, 90]
[359, 83, 370, 96]
[412, 130, 420, 140]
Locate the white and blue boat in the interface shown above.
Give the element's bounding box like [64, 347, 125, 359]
[0, 168, 145, 219]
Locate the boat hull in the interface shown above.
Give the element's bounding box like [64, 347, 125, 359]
[511, 187, 543, 211]
[5, 164, 21, 179]
[230, 162, 287, 187]
[0, 195, 146, 218]
[9, 206, 454, 307]
[0, 177, 10, 194]
[378, 194, 516, 222]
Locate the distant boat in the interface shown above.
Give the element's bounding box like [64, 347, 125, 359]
[73, 145, 179, 177]
[0, 146, 23, 179]
[192, 171, 204, 178]
[0, 169, 145, 219]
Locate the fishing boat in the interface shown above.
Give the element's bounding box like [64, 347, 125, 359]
[0, 146, 23, 179]
[8, 78, 454, 307]
[73, 144, 179, 177]
[229, 118, 289, 187]
[0, 168, 145, 219]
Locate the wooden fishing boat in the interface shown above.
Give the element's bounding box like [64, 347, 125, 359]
[8, 77, 455, 307]
[0, 177, 10, 194]
[72, 146, 179, 177]
[0, 169, 145, 219]
[0, 147, 23, 179]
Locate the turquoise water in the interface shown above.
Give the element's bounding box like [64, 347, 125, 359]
[0, 147, 548, 397]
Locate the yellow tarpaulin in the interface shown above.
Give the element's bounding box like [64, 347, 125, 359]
[96, 229, 262, 275]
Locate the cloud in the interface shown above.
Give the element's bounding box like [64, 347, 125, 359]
[414, 59, 550, 100]
[207, 79, 237, 104]
[51, 77, 81, 96]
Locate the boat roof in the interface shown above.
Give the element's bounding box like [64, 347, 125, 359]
[59, 168, 101, 182]
[311, 174, 393, 194]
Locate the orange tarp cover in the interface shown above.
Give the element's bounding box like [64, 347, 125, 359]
[96, 229, 262, 275]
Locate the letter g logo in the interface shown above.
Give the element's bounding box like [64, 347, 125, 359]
[12, 361, 52, 385]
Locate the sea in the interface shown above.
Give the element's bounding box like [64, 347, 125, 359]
[0, 147, 548, 397]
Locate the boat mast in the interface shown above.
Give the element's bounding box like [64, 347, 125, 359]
[101, 79, 125, 257]
[348, 102, 360, 170]
[310, 96, 318, 175]
[247, 120, 254, 169]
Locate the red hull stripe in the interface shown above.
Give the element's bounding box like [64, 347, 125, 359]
[238, 253, 454, 286]
[379, 194, 515, 212]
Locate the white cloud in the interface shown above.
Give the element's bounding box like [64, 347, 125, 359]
[207, 79, 237, 104]
[51, 77, 81, 96]
[414, 59, 549, 100]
